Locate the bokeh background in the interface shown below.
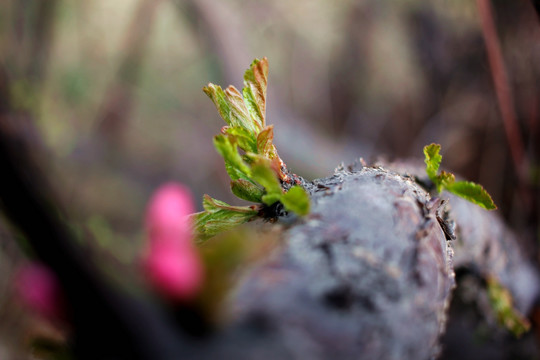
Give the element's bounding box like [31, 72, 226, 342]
[1, 0, 539, 358]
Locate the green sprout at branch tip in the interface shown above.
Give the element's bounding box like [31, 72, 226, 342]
[423, 143, 497, 210]
[192, 58, 311, 241]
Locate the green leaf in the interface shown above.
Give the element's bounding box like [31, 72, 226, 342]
[223, 162, 249, 183]
[261, 193, 282, 206]
[201, 214, 255, 239]
[243, 87, 261, 129]
[424, 143, 442, 183]
[213, 135, 251, 181]
[192, 210, 257, 241]
[438, 170, 455, 193]
[446, 181, 497, 210]
[225, 126, 257, 153]
[242, 151, 266, 165]
[204, 84, 259, 135]
[224, 86, 257, 133]
[202, 194, 257, 214]
[203, 84, 234, 126]
[487, 276, 530, 337]
[243, 57, 268, 128]
[193, 195, 259, 241]
[231, 179, 264, 202]
[250, 161, 283, 204]
[244, 152, 282, 177]
[257, 125, 277, 159]
[422, 143, 497, 211]
[280, 186, 310, 216]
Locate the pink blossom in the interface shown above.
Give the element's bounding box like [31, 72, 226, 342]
[143, 182, 203, 301]
[143, 242, 203, 301]
[15, 262, 64, 322]
[145, 182, 195, 245]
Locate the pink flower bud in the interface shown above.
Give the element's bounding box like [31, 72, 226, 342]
[143, 182, 203, 301]
[14, 262, 64, 322]
[144, 242, 203, 301]
[145, 183, 195, 245]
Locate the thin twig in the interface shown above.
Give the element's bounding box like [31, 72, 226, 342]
[476, 0, 527, 177]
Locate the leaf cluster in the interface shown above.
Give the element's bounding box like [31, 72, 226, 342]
[423, 144, 497, 210]
[192, 58, 310, 240]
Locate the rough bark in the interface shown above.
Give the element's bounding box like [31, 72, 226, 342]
[211, 166, 455, 360]
[383, 159, 540, 315]
[202, 160, 540, 360]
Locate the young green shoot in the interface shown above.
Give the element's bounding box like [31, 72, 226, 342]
[423, 143, 497, 210]
[192, 58, 310, 241]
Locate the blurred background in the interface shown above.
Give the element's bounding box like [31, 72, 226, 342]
[0, 0, 539, 358]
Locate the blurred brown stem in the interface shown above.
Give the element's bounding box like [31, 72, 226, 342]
[477, 0, 527, 178]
